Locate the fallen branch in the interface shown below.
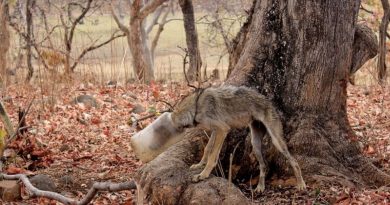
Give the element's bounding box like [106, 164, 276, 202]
[0, 173, 136, 205]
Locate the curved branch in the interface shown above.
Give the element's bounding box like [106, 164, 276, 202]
[139, 0, 168, 20]
[110, 3, 129, 34]
[145, 4, 166, 34]
[0, 173, 136, 205]
[70, 32, 126, 71]
[360, 5, 374, 14]
[68, 0, 93, 45]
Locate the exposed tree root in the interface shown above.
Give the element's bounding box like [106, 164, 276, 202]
[134, 129, 249, 205]
[282, 114, 390, 188]
[0, 173, 136, 205]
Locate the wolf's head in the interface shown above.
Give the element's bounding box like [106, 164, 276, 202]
[171, 92, 197, 130]
[130, 112, 184, 162]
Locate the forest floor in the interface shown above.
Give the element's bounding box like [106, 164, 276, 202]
[0, 81, 389, 205]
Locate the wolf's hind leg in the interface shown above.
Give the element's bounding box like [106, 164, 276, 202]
[262, 116, 306, 190]
[250, 121, 267, 192]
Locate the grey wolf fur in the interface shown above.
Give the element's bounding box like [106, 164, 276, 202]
[171, 85, 306, 192]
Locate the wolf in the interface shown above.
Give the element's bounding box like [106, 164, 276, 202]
[170, 85, 306, 192]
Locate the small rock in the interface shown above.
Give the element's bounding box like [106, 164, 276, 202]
[59, 144, 70, 152]
[2, 149, 17, 158]
[107, 80, 117, 86]
[0, 180, 21, 201]
[59, 175, 74, 187]
[2, 96, 13, 103]
[103, 97, 114, 103]
[30, 174, 57, 192]
[128, 93, 137, 99]
[72, 95, 98, 108]
[131, 104, 146, 114]
[126, 78, 136, 84]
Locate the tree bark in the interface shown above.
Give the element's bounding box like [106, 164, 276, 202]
[135, 129, 250, 205]
[226, 0, 389, 186]
[350, 24, 378, 84]
[179, 0, 202, 82]
[135, 0, 389, 204]
[378, 0, 389, 84]
[0, 0, 10, 86]
[127, 0, 154, 82]
[25, 0, 35, 82]
[112, 0, 170, 83]
[128, 16, 154, 83]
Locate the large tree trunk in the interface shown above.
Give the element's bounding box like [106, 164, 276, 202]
[135, 0, 389, 204]
[226, 0, 389, 186]
[128, 19, 154, 83]
[179, 0, 202, 82]
[0, 0, 10, 86]
[127, 3, 154, 83]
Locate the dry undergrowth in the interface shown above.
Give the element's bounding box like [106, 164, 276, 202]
[0, 78, 389, 204]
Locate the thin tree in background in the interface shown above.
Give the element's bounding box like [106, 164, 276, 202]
[0, 0, 10, 86]
[378, 0, 389, 84]
[25, 0, 35, 82]
[111, 0, 172, 83]
[179, 0, 202, 81]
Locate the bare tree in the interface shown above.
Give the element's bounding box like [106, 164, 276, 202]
[25, 0, 35, 81]
[0, 0, 10, 86]
[0, 0, 10, 83]
[111, 0, 172, 83]
[378, 0, 389, 84]
[58, 0, 99, 74]
[179, 0, 202, 81]
[198, 3, 248, 78]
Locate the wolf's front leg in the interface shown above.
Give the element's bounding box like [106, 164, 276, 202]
[190, 132, 216, 170]
[192, 127, 228, 182]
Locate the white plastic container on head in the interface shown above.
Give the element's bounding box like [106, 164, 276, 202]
[130, 112, 183, 163]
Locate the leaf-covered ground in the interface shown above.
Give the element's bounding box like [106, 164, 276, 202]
[0, 82, 389, 204]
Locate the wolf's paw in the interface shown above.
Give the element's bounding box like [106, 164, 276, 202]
[191, 173, 209, 182]
[297, 180, 306, 191]
[254, 183, 265, 193]
[190, 162, 205, 170]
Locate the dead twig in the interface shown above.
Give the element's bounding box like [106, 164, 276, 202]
[157, 100, 175, 111]
[360, 5, 374, 14]
[178, 46, 197, 89]
[131, 109, 171, 128]
[0, 173, 136, 205]
[7, 98, 35, 143]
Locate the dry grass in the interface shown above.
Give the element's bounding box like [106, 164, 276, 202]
[6, 12, 241, 85]
[4, 11, 389, 86]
